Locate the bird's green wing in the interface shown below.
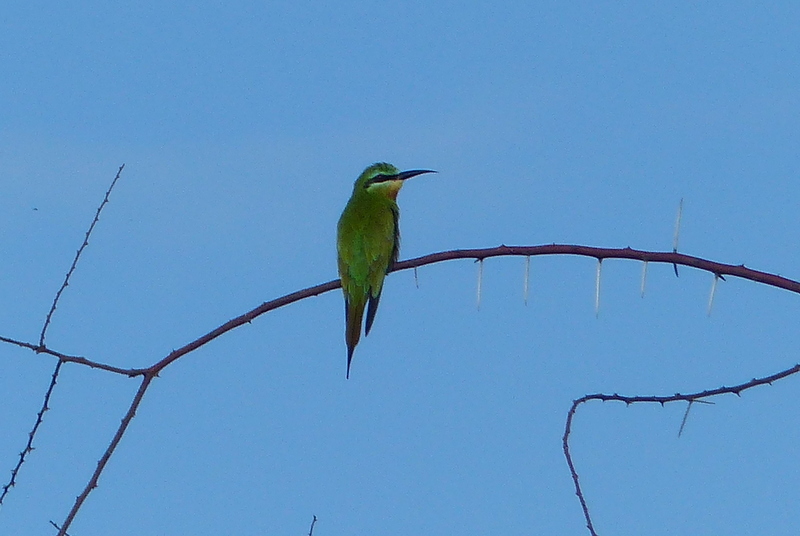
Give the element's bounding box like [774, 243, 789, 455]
[364, 203, 399, 336]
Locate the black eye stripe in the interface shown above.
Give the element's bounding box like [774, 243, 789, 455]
[365, 174, 394, 187]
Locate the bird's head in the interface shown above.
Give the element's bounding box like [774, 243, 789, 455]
[354, 162, 436, 200]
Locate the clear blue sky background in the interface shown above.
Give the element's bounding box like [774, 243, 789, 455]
[1, 2, 799, 534]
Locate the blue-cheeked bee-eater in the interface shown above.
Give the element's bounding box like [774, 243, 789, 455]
[337, 163, 435, 378]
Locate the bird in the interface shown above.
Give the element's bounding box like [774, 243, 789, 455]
[336, 163, 436, 378]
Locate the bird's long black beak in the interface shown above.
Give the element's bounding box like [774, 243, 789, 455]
[370, 169, 437, 185]
[396, 169, 437, 181]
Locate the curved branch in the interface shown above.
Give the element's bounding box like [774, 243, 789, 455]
[563, 362, 800, 536]
[145, 280, 341, 373]
[394, 245, 800, 294]
[147, 245, 800, 376]
[8, 245, 797, 380]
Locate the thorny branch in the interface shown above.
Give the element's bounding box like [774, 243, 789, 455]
[1, 170, 800, 534]
[10, 245, 800, 379]
[86, 244, 800, 378]
[562, 363, 800, 536]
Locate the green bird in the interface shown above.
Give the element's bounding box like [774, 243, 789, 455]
[337, 163, 436, 378]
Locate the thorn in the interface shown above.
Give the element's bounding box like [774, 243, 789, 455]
[476, 259, 483, 311]
[678, 401, 693, 437]
[672, 197, 683, 252]
[672, 198, 683, 277]
[640, 261, 648, 298]
[594, 259, 602, 317]
[523, 256, 530, 305]
[707, 274, 719, 317]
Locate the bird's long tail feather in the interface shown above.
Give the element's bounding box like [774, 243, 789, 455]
[345, 296, 366, 379]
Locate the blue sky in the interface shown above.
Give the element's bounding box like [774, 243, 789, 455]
[1, 2, 799, 534]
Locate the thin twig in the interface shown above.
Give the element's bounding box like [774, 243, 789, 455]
[0, 335, 144, 377]
[49, 520, 70, 536]
[0, 360, 63, 506]
[57, 374, 152, 536]
[308, 515, 318, 536]
[563, 362, 800, 536]
[39, 164, 125, 347]
[563, 398, 598, 536]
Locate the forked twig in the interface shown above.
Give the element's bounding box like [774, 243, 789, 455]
[0, 166, 127, 511]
